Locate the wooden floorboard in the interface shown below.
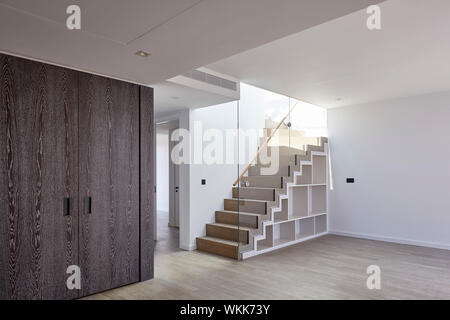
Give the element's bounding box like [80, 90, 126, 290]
[84, 212, 450, 300]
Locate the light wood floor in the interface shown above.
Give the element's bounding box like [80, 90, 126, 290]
[85, 212, 450, 300]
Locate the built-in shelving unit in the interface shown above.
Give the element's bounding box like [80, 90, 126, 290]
[242, 144, 328, 259]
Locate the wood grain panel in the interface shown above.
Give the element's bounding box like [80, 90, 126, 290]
[139, 86, 155, 281]
[1, 53, 152, 299]
[41, 64, 79, 300]
[0, 54, 11, 300]
[0, 54, 79, 299]
[79, 73, 140, 296]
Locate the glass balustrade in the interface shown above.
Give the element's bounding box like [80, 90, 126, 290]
[235, 83, 327, 258]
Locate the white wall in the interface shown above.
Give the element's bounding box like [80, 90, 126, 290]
[156, 130, 169, 212]
[328, 91, 450, 250]
[188, 102, 238, 249]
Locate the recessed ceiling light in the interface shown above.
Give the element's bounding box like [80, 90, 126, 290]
[135, 50, 150, 58]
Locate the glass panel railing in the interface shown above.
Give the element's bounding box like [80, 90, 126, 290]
[290, 97, 328, 144]
[235, 83, 327, 258]
[236, 83, 290, 257]
[191, 83, 327, 259]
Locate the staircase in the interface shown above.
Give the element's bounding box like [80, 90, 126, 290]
[196, 125, 329, 259]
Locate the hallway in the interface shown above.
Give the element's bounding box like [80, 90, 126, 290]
[155, 211, 181, 255]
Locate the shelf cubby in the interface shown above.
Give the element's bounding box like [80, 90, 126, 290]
[295, 217, 314, 239]
[257, 225, 274, 251]
[273, 221, 295, 245]
[288, 186, 308, 218]
[274, 198, 288, 222]
[312, 155, 326, 184]
[296, 165, 312, 185]
[315, 214, 327, 234]
[309, 185, 327, 215]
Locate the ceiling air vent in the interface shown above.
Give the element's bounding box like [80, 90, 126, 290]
[183, 70, 237, 91]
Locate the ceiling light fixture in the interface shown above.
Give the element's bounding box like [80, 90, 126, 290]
[135, 50, 150, 58]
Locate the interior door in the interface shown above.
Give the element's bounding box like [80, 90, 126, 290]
[173, 159, 180, 227]
[169, 131, 180, 228]
[0, 54, 79, 300]
[78, 73, 140, 296]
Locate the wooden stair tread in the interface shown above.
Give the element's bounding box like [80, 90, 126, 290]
[207, 222, 255, 232]
[217, 210, 262, 217]
[197, 236, 243, 246]
[232, 186, 278, 190]
[196, 236, 243, 259]
[240, 175, 285, 178]
[224, 198, 268, 203]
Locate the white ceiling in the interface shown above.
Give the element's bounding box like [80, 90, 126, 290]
[0, 0, 381, 86]
[153, 81, 236, 118]
[207, 0, 450, 108]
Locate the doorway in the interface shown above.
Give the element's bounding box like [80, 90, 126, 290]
[156, 120, 180, 253]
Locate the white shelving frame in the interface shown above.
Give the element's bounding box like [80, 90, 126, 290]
[242, 143, 329, 259]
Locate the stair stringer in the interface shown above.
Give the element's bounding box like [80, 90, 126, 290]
[240, 143, 328, 259]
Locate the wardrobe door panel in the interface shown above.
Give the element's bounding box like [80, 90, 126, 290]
[139, 86, 155, 281]
[0, 55, 6, 300]
[0, 54, 79, 300]
[79, 73, 140, 296]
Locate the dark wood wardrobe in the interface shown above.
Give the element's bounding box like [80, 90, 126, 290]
[0, 53, 154, 300]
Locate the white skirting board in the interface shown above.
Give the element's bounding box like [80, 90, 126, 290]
[329, 230, 450, 251]
[181, 242, 197, 251]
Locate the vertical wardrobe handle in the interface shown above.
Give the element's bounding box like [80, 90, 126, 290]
[64, 198, 71, 216]
[85, 196, 92, 214]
